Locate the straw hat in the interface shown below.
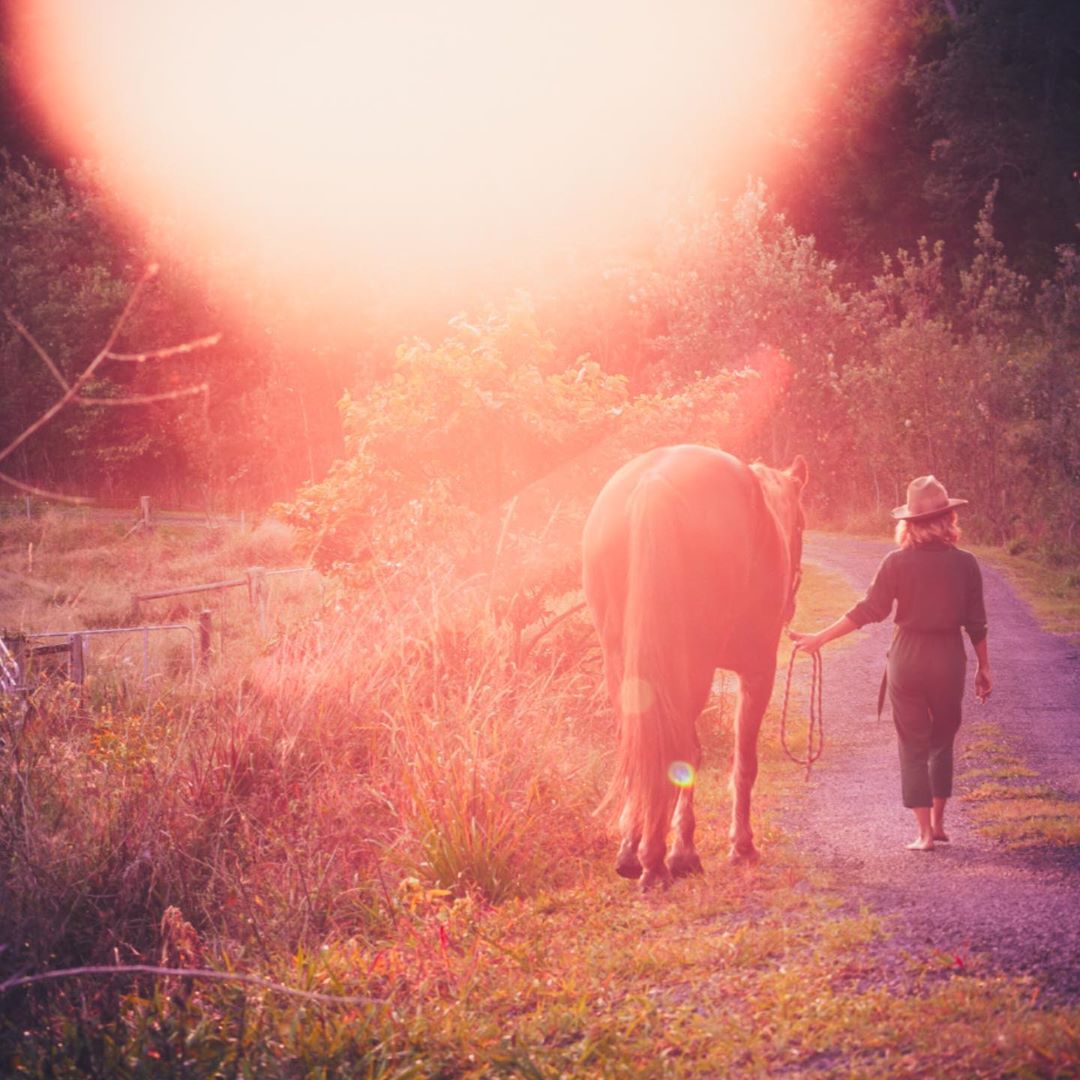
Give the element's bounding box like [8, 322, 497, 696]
[891, 475, 969, 521]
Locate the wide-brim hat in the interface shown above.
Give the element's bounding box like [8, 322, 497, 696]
[891, 475, 968, 521]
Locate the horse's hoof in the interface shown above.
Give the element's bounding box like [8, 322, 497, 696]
[639, 866, 673, 892]
[615, 850, 643, 880]
[666, 851, 704, 879]
[728, 844, 761, 866]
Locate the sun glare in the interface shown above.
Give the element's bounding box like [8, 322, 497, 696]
[15, 1, 824, 303]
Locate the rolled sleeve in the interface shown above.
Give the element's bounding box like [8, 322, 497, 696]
[964, 556, 988, 645]
[845, 553, 897, 628]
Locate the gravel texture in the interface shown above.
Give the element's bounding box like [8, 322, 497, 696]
[781, 533, 1080, 1002]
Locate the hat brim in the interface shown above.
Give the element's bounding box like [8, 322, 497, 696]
[890, 497, 969, 521]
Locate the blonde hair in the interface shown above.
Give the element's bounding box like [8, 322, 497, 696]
[895, 509, 961, 548]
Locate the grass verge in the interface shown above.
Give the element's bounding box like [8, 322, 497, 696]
[960, 721, 1080, 848]
[2, 536, 1078, 1076]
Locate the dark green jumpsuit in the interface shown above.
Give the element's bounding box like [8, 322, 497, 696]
[845, 541, 988, 808]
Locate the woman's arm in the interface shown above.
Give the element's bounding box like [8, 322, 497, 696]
[974, 635, 992, 702]
[789, 552, 895, 654]
[788, 615, 858, 654]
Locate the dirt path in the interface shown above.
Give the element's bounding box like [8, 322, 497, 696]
[781, 533, 1080, 1002]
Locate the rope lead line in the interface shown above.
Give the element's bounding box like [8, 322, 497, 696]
[779, 645, 824, 780]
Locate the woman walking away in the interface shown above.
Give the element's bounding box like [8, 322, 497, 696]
[789, 476, 992, 851]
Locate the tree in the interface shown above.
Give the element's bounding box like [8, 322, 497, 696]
[908, 0, 1080, 275]
[0, 259, 218, 504]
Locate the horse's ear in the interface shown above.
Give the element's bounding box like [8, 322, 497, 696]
[788, 454, 809, 488]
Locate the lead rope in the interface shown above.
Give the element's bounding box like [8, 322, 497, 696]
[779, 645, 824, 780]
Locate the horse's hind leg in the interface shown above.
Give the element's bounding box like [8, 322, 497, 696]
[666, 784, 703, 878]
[638, 806, 673, 891]
[643, 669, 710, 889]
[615, 796, 643, 879]
[729, 664, 776, 864]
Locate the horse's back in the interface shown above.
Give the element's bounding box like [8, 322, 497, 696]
[582, 445, 764, 657]
[584, 445, 758, 564]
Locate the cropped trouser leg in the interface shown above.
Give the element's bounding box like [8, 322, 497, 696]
[888, 631, 966, 809]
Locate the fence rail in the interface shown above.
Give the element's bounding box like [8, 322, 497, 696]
[2, 622, 201, 691]
[133, 566, 317, 635]
[3, 564, 319, 695]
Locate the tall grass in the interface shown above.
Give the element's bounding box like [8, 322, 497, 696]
[1, 514, 612, 997]
[5, 518, 1077, 1077]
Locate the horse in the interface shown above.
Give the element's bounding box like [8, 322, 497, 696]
[582, 445, 807, 890]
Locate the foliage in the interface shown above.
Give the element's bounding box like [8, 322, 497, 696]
[905, 0, 1080, 275]
[846, 189, 1079, 544]
[773, 0, 1080, 281]
[279, 296, 747, 589]
[0, 155, 131, 490]
[631, 182, 1080, 556]
[634, 184, 861, 479]
[0, 156, 351, 508]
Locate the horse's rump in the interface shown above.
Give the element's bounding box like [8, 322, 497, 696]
[586, 447, 765, 821]
[584, 444, 808, 878]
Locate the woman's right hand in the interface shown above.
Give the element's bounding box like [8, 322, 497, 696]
[788, 629, 824, 654]
[975, 665, 992, 703]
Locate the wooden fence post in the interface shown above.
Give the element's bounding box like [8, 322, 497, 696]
[69, 633, 85, 686]
[140, 496, 152, 529]
[199, 610, 212, 667]
[12, 634, 26, 678]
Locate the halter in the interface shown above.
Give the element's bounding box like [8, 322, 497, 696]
[785, 561, 803, 625]
[783, 518, 804, 626]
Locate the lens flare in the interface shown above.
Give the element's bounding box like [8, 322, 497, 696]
[12, 1, 833, 309]
[668, 761, 696, 788]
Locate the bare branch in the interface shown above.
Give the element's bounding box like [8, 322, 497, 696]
[77, 383, 209, 407]
[0, 467, 92, 504]
[518, 601, 587, 665]
[2, 305, 70, 391]
[1, 262, 222, 503]
[106, 333, 223, 363]
[0, 265, 157, 467]
[0, 963, 386, 1007]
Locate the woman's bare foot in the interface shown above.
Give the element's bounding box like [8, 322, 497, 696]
[908, 807, 935, 850]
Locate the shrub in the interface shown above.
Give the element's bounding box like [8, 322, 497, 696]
[219, 517, 299, 567]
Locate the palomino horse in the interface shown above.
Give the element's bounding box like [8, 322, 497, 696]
[582, 445, 807, 889]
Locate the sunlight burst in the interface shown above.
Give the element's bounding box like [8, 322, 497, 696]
[15, 1, 824, 301]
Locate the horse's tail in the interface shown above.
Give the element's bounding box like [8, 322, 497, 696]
[602, 473, 699, 833]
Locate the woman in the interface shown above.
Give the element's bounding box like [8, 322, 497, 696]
[789, 476, 992, 851]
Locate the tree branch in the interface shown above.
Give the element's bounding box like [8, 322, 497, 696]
[77, 383, 209, 407]
[517, 601, 587, 664]
[3, 305, 70, 391]
[0, 467, 92, 504]
[0, 265, 157, 467]
[105, 333, 222, 363]
[0, 963, 386, 1007]
[0, 262, 221, 505]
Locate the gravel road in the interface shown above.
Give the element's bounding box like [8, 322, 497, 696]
[781, 533, 1080, 1002]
